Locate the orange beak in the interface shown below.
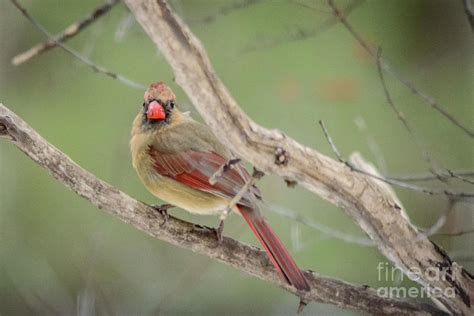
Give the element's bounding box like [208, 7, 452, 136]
[146, 100, 166, 120]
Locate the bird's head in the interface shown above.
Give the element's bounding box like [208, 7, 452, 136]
[141, 82, 176, 126]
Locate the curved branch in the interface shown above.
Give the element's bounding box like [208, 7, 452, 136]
[122, 0, 474, 314]
[0, 103, 445, 315]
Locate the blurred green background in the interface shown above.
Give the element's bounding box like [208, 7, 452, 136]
[1, 0, 473, 315]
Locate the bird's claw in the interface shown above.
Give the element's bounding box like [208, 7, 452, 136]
[151, 204, 174, 226]
[297, 299, 307, 314]
[215, 219, 225, 244]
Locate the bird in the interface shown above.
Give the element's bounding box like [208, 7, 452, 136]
[130, 82, 310, 292]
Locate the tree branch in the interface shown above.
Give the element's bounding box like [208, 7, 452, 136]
[318, 119, 472, 198]
[388, 170, 474, 182]
[11, 0, 145, 90]
[122, 0, 474, 314]
[243, 0, 363, 53]
[0, 103, 446, 315]
[12, 0, 120, 65]
[327, 0, 474, 138]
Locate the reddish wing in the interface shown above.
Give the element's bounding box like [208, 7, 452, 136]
[148, 146, 258, 207]
[148, 146, 309, 291]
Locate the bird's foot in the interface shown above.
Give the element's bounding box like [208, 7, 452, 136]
[214, 219, 225, 244]
[297, 299, 308, 314]
[151, 204, 174, 226]
[214, 209, 231, 244]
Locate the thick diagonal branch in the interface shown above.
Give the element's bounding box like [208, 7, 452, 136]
[0, 104, 446, 315]
[122, 0, 473, 314]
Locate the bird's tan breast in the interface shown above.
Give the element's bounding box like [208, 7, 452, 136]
[131, 130, 227, 215]
[141, 173, 228, 215]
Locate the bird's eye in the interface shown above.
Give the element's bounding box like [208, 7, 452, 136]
[142, 102, 146, 108]
[166, 101, 174, 109]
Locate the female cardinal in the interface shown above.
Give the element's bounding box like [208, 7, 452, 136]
[130, 82, 310, 292]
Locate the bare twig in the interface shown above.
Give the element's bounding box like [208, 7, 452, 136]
[388, 170, 474, 182]
[319, 120, 345, 162]
[374, 50, 472, 189]
[448, 169, 474, 186]
[0, 103, 445, 315]
[319, 120, 474, 198]
[244, 0, 363, 53]
[327, 0, 474, 138]
[436, 228, 474, 237]
[268, 204, 374, 246]
[122, 0, 474, 313]
[11, 0, 145, 90]
[12, 0, 120, 65]
[114, 12, 135, 42]
[376, 49, 438, 171]
[288, 0, 332, 14]
[462, 0, 474, 31]
[353, 116, 388, 173]
[188, 0, 261, 25]
[325, 131, 470, 245]
[420, 199, 456, 238]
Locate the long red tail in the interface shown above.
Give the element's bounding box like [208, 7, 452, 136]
[238, 205, 310, 291]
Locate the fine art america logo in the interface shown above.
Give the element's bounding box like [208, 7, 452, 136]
[376, 262, 457, 299]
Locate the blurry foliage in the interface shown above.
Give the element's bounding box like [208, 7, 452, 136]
[0, 0, 472, 315]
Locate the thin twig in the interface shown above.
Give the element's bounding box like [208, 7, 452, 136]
[318, 120, 474, 198]
[388, 170, 474, 182]
[448, 169, 474, 186]
[346, 152, 463, 248]
[319, 120, 345, 163]
[114, 12, 135, 42]
[435, 228, 474, 237]
[243, 0, 364, 53]
[12, 0, 120, 65]
[327, 0, 474, 138]
[353, 116, 388, 173]
[11, 0, 145, 90]
[268, 204, 374, 246]
[376, 48, 439, 172]
[188, 0, 262, 25]
[419, 198, 456, 238]
[375, 50, 471, 188]
[288, 0, 332, 14]
[462, 0, 474, 31]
